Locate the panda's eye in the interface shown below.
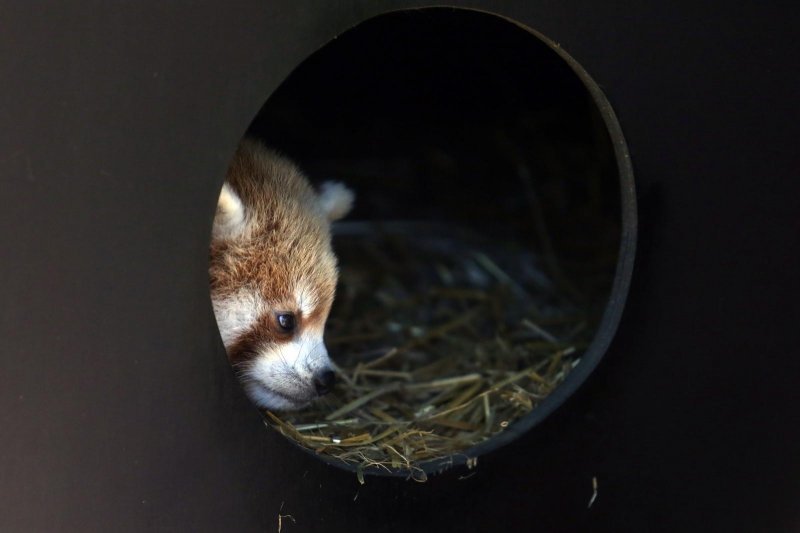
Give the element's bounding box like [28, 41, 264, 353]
[277, 313, 296, 332]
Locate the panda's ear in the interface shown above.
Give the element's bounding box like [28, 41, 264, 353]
[317, 181, 354, 222]
[213, 182, 246, 239]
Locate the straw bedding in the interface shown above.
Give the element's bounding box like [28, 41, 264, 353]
[266, 223, 594, 481]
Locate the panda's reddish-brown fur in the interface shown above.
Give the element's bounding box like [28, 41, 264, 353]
[210, 141, 337, 332]
[209, 139, 353, 410]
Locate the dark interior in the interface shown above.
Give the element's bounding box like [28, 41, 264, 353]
[244, 8, 625, 462]
[248, 8, 621, 306]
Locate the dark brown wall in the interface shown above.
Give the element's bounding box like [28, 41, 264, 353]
[1, 2, 798, 531]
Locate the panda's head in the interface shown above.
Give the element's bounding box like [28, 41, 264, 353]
[209, 139, 353, 410]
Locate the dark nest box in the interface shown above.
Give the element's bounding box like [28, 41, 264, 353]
[1, 2, 798, 532]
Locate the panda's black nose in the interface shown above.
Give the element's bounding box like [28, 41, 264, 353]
[313, 370, 336, 396]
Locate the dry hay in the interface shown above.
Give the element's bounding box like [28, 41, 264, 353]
[266, 222, 596, 481]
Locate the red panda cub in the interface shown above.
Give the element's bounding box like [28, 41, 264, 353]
[210, 139, 354, 411]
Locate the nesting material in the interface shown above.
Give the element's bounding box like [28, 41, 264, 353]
[266, 223, 595, 481]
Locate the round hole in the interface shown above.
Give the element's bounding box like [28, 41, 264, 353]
[212, 7, 636, 480]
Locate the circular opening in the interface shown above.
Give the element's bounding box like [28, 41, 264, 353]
[212, 7, 636, 480]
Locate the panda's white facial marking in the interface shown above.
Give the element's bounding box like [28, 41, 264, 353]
[242, 331, 332, 410]
[211, 288, 267, 349]
[294, 281, 320, 318]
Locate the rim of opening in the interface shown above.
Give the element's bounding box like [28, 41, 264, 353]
[255, 6, 637, 478]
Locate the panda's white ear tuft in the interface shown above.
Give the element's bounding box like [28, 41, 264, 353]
[213, 182, 246, 240]
[318, 181, 354, 222]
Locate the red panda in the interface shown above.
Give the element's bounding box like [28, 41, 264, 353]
[209, 139, 354, 411]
